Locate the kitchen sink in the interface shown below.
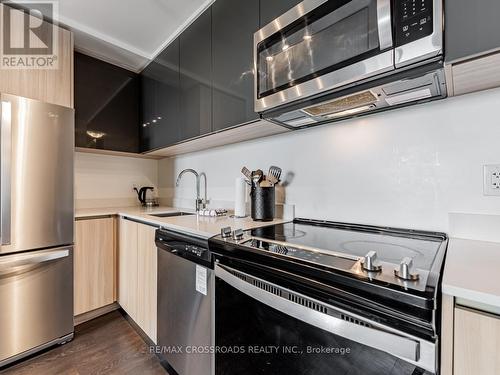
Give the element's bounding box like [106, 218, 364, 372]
[150, 211, 195, 218]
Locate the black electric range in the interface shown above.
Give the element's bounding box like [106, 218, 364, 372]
[209, 218, 448, 338]
[209, 219, 448, 374]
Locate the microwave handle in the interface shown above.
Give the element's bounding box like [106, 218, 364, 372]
[377, 0, 393, 50]
[215, 263, 420, 362]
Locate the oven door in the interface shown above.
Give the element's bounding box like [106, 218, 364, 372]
[254, 0, 394, 113]
[215, 262, 436, 374]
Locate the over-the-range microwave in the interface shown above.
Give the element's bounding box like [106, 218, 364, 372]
[254, 0, 446, 128]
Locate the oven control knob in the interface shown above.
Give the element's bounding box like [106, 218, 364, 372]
[232, 228, 244, 241]
[221, 226, 232, 239]
[395, 257, 419, 281]
[361, 251, 382, 272]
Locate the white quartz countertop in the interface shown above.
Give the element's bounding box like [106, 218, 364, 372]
[442, 238, 500, 308]
[75, 206, 289, 239]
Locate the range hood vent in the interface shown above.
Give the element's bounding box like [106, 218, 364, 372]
[301, 91, 378, 117]
[267, 66, 447, 129]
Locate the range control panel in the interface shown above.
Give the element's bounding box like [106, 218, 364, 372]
[394, 0, 434, 47]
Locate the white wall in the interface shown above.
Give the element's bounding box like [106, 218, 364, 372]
[75, 152, 159, 208]
[159, 87, 500, 232]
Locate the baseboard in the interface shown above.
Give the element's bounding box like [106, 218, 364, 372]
[74, 302, 120, 326]
[118, 309, 178, 375]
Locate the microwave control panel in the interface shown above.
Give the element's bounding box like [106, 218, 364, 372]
[394, 0, 434, 47]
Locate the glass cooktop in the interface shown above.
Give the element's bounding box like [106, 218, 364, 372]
[249, 220, 445, 271]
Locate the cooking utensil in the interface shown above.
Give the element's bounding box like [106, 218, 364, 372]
[266, 174, 279, 186]
[268, 166, 282, 184]
[241, 166, 252, 180]
[260, 178, 273, 187]
[251, 169, 264, 186]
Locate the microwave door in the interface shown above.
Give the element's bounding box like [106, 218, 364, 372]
[0, 94, 74, 255]
[394, 0, 443, 68]
[254, 0, 394, 113]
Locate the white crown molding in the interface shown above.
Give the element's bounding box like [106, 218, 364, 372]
[74, 45, 146, 73]
[58, 14, 152, 59]
[149, 0, 215, 61]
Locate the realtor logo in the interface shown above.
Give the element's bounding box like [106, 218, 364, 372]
[0, 0, 59, 69]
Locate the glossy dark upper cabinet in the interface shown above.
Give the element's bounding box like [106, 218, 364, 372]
[445, 0, 500, 62]
[259, 0, 302, 27]
[212, 0, 259, 131]
[140, 38, 180, 152]
[180, 8, 212, 140]
[75, 53, 140, 153]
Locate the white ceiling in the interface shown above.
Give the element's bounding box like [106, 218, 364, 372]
[55, 0, 213, 71]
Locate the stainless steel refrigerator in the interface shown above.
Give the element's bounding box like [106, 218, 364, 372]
[0, 93, 74, 367]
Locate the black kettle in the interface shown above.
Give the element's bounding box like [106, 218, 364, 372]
[134, 186, 154, 205]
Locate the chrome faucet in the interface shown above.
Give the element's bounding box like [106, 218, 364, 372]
[175, 169, 209, 211]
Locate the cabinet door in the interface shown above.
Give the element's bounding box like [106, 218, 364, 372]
[212, 0, 259, 131]
[180, 8, 212, 140]
[74, 218, 115, 316]
[137, 224, 158, 343]
[0, 4, 73, 107]
[140, 38, 181, 152]
[454, 307, 500, 375]
[75, 53, 140, 153]
[446, 0, 500, 62]
[259, 0, 302, 27]
[118, 218, 138, 320]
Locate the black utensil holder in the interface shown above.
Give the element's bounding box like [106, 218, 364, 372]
[251, 185, 275, 221]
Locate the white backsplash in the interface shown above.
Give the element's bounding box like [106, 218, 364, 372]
[75, 152, 159, 209]
[448, 212, 500, 242]
[158, 87, 500, 233]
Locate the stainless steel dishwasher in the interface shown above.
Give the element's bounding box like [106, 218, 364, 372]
[156, 228, 214, 375]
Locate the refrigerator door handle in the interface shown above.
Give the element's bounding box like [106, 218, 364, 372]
[0, 249, 69, 273]
[0, 100, 12, 246]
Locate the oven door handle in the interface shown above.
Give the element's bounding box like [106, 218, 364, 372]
[215, 264, 420, 363]
[377, 0, 393, 50]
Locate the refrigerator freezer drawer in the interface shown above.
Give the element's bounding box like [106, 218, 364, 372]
[0, 247, 74, 367]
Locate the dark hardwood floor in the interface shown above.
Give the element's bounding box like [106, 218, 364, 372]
[0, 311, 169, 375]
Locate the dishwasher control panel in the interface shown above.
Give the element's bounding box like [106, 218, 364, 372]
[156, 228, 212, 268]
[185, 244, 207, 258]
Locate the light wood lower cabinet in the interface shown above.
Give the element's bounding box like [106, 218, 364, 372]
[118, 217, 139, 320]
[137, 224, 158, 343]
[74, 217, 116, 316]
[118, 218, 158, 343]
[454, 307, 500, 375]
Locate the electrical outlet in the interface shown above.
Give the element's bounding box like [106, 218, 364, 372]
[484, 165, 500, 196]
